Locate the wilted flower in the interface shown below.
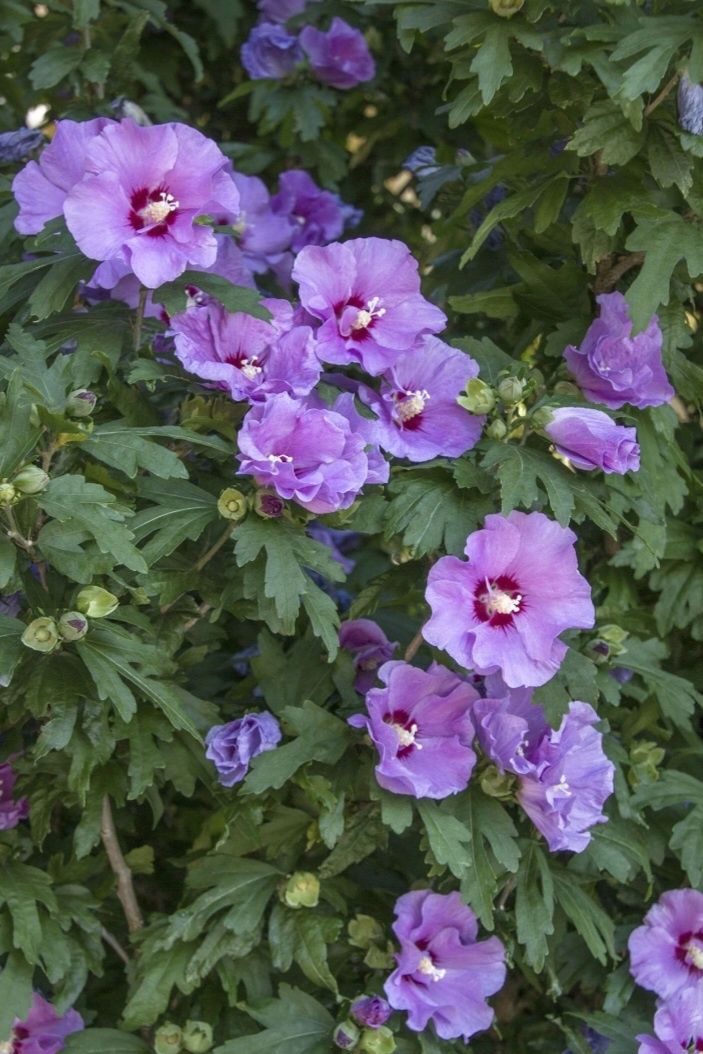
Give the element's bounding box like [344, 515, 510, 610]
[349, 661, 478, 799]
[0, 760, 29, 830]
[292, 238, 446, 375]
[678, 74, 703, 136]
[63, 119, 240, 288]
[9, 993, 84, 1054]
[543, 407, 640, 474]
[241, 22, 303, 80]
[384, 890, 506, 1041]
[351, 996, 392, 1029]
[272, 169, 346, 252]
[339, 619, 398, 693]
[637, 988, 703, 1054]
[205, 712, 282, 786]
[423, 511, 595, 688]
[629, 889, 703, 1000]
[564, 292, 674, 410]
[300, 18, 375, 89]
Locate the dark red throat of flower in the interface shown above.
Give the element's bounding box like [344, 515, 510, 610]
[473, 574, 524, 627]
[382, 709, 419, 758]
[129, 185, 179, 238]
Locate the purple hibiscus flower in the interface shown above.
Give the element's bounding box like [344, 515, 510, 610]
[170, 302, 320, 402]
[63, 119, 240, 289]
[271, 169, 346, 252]
[0, 128, 45, 165]
[0, 592, 22, 618]
[349, 661, 478, 799]
[339, 619, 398, 693]
[241, 22, 303, 79]
[678, 75, 703, 136]
[543, 406, 640, 474]
[236, 393, 371, 514]
[12, 116, 113, 235]
[359, 336, 484, 461]
[300, 17, 375, 89]
[638, 989, 703, 1054]
[564, 292, 674, 410]
[205, 712, 282, 786]
[475, 686, 614, 851]
[10, 993, 84, 1054]
[257, 0, 310, 21]
[231, 172, 296, 274]
[0, 760, 29, 830]
[384, 890, 506, 1041]
[292, 237, 446, 375]
[350, 996, 392, 1029]
[423, 511, 595, 689]
[307, 523, 359, 575]
[629, 889, 703, 1001]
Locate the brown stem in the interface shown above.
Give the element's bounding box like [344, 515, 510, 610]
[644, 71, 679, 117]
[193, 523, 233, 573]
[41, 439, 59, 475]
[100, 795, 144, 934]
[594, 251, 645, 295]
[101, 926, 131, 965]
[404, 628, 424, 663]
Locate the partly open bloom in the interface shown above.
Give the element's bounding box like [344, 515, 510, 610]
[350, 996, 392, 1029]
[292, 237, 446, 375]
[241, 22, 303, 80]
[0, 760, 29, 830]
[300, 17, 375, 89]
[629, 889, 703, 1001]
[637, 989, 703, 1054]
[63, 119, 240, 288]
[543, 406, 640, 474]
[564, 292, 673, 409]
[170, 302, 320, 402]
[339, 619, 398, 693]
[237, 393, 371, 514]
[271, 169, 345, 252]
[360, 336, 484, 461]
[9, 993, 84, 1054]
[423, 511, 595, 688]
[349, 661, 478, 798]
[205, 712, 282, 786]
[384, 890, 506, 1041]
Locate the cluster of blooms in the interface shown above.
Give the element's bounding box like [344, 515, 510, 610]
[242, 0, 375, 91]
[629, 889, 703, 1053]
[4, 993, 83, 1054]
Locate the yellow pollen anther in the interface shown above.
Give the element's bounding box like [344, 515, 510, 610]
[392, 722, 422, 750]
[140, 191, 179, 224]
[395, 389, 430, 423]
[686, 941, 703, 970]
[483, 588, 522, 617]
[352, 296, 386, 330]
[417, 955, 446, 982]
[240, 357, 262, 381]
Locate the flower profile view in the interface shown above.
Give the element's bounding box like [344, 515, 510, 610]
[423, 511, 595, 687]
[543, 406, 640, 474]
[339, 619, 398, 693]
[299, 17, 376, 89]
[629, 889, 703, 1001]
[205, 712, 282, 786]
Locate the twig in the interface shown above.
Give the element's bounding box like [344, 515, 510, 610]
[100, 795, 144, 934]
[101, 926, 131, 965]
[404, 628, 424, 663]
[497, 875, 517, 911]
[193, 523, 233, 573]
[644, 71, 679, 117]
[594, 251, 645, 295]
[133, 287, 148, 353]
[41, 439, 59, 475]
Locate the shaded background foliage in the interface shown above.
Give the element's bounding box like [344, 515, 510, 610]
[1, 1, 703, 1053]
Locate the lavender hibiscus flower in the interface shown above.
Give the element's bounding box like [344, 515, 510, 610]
[678, 74, 703, 136]
[231, 172, 295, 274]
[0, 127, 44, 165]
[638, 989, 703, 1054]
[241, 22, 303, 80]
[629, 889, 703, 1000]
[423, 511, 595, 688]
[9, 993, 84, 1054]
[360, 336, 484, 461]
[292, 237, 446, 375]
[0, 760, 29, 830]
[564, 292, 674, 409]
[384, 890, 506, 1041]
[63, 119, 240, 288]
[543, 406, 640, 474]
[205, 712, 282, 786]
[349, 661, 478, 798]
[170, 303, 320, 402]
[339, 619, 398, 693]
[272, 169, 346, 252]
[350, 996, 392, 1029]
[236, 393, 371, 514]
[300, 18, 375, 89]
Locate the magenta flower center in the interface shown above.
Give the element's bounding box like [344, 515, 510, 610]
[383, 709, 421, 757]
[351, 295, 386, 331]
[129, 186, 179, 236]
[678, 932, 703, 971]
[474, 574, 524, 626]
[226, 351, 263, 379]
[393, 388, 430, 429]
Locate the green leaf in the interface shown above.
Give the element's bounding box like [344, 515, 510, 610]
[515, 843, 554, 971]
[287, 913, 342, 992]
[0, 536, 16, 590]
[154, 272, 270, 319]
[625, 214, 703, 331]
[244, 701, 349, 794]
[0, 861, 58, 965]
[72, 0, 100, 27]
[417, 800, 470, 879]
[471, 24, 513, 105]
[28, 253, 94, 321]
[183, 856, 280, 939]
[0, 952, 33, 1040]
[647, 124, 694, 194]
[567, 100, 645, 166]
[215, 984, 334, 1054]
[131, 478, 218, 565]
[30, 46, 84, 89]
[0, 615, 26, 687]
[0, 373, 42, 478]
[318, 804, 386, 879]
[385, 469, 492, 556]
[82, 423, 189, 480]
[461, 182, 547, 264]
[553, 872, 615, 964]
[64, 1031, 150, 1054]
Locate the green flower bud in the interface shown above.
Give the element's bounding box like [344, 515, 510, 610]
[182, 1021, 213, 1053]
[486, 419, 507, 440]
[480, 764, 516, 801]
[457, 378, 495, 415]
[66, 389, 97, 418]
[21, 616, 60, 653]
[530, 406, 554, 431]
[359, 1027, 396, 1054]
[334, 1020, 361, 1050]
[490, 0, 524, 16]
[349, 914, 385, 949]
[497, 376, 525, 404]
[283, 871, 320, 909]
[253, 490, 285, 519]
[629, 740, 666, 785]
[76, 586, 119, 618]
[12, 465, 49, 495]
[0, 483, 17, 507]
[599, 624, 629, 646]
[57, 611, 89, 642]
[217, 488, 247, 522]
[154, 1023, 183, 1054]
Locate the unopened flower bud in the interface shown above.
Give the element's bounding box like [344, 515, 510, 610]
[253, 490, 284, 519]
[497, 376, 525, 404]
[530, 406, 554, 431]
[21, 616, 60, 653]
[350, 996, 392, 1029]
[480, 764, 516, 801]
[359, 1026, 396, 1054]
[599, 623, 629, 647]
[629, 740, 666, 785]
[154, 1023, 183, 1054]
[486, 419, 507, 440]
[66, 389, 97, 418]
[76, 586, 119, 618]
[182, 1021, 213, 1053]
[217, 488, 247, 522]
[490, 0, 524, 16]
[334, 1021, 361, 1050]
[12, 465, 49, 495]
[283, 871, 320, 909]
[553, 380, 580, 397]
[0, 483, 17, 507]
[57, 611, 89, 641]
[588, 639, 611, 665]
[457, 378, 495, 415]
[348, 914, 384, 949]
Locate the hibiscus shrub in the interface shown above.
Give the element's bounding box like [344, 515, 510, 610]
[1, 1, 703, 1053]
